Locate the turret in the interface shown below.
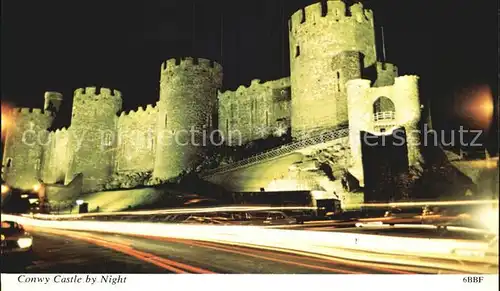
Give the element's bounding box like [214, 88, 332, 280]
[289, 0, 377, 139]
[346, 75, 423, 187]
[44, 91, 63, 113]
[2, 107, 54, 190]
[65, 87, 122, 192]
[153, 57, 223, 181]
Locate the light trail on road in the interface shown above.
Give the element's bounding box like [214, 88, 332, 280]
[3, 214, 497, 274]
[24, 226, 215, 274]
[24, 199, 498, 221]
[141, 236, 420, 274]
[359, 199, 499, 208]
[27, 205, 317, 220]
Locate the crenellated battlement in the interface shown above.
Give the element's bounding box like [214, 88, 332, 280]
[74, 87, 122, 99]
[376, 62, 398, 73]
[119, 103, 159, 120]
[55, 127, 68, 134]
[289, 1, 373, 34]
[395, 75, 420, 83]
[72, 86, 123, 114]
[12, 107, 53, 118]
[48, 127, 69, 137]
[219, 77, 291, 97]
[160, 57, 223, 74]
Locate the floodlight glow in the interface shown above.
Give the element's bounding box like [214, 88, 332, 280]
[33, 184, 41, 192]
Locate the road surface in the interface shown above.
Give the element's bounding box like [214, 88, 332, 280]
[4, 225, 488, 274]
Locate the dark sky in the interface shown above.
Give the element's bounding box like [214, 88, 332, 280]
[1, 0, 498, 151]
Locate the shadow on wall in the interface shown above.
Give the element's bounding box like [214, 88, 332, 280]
[71, 180, 232, 213]
[43, 173, 83, 203]
[404, 145, 477, 200]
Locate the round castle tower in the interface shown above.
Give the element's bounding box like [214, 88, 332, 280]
[289, 0, 377, 139]
[2, 105, 54, 190]
[153, 57, 223, 181]
[65, 87, 122, 192]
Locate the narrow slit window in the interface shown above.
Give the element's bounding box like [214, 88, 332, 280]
[295, 46, 301, 57]
[149, 138, 154, 151]
[336, 71, 341, 92]
[34, 159, 41, 171]
[103, 132, 113, 146]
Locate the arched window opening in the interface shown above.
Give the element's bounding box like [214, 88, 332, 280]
[373, 96, 396, 122]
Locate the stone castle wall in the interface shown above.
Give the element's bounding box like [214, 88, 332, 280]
[2, 0, 424, 200]
[346, 75, 422, 186]
[289, 1, 376, 139]
[65, 87, 122, 193]
[2, 108, 54, 190]
[218, 77, 291, 145]
[41, 127, 70, 184]
[116, 104, 158, 173]
[374, 62, 398, 87]
[153, 57, 223, 180]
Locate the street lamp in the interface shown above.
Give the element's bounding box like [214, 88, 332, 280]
[33, 183, 41, 192]
[1, 184, 9, 194]
[76, 200, 84, 206]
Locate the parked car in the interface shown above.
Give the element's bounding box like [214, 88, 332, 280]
[249, 211, 297, 225]
[1, 220, 33, 255]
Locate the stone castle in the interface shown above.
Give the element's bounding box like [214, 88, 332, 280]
[2, 0, 423, 194]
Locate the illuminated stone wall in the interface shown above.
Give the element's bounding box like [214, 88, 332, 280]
[2, 108, 54, 190]
[374, 62, 398, 87]
[152, 57, 223, 181]
[218, 77, 291, 146]
[65, 87, 122, 193]
[41, 127, 70, 184]
[116, 104, 158, 172]
[289, 0, 377, 139]
[2, 0, 426, 202]
[346, 75, 422, 186]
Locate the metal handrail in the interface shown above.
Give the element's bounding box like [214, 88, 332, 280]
[374, 111, 395, 122]
[202, 127, 349, 177]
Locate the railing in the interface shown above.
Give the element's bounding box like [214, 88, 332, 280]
[373, 111, 395, 122]
[201, 127, 350, 177]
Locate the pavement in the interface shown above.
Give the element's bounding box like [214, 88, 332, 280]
[4, 225, 492, 274]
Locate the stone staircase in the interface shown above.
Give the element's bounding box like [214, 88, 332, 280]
[201, 127, 349, 178]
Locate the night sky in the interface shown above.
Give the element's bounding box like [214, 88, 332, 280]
[1, 0, 498, 152]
